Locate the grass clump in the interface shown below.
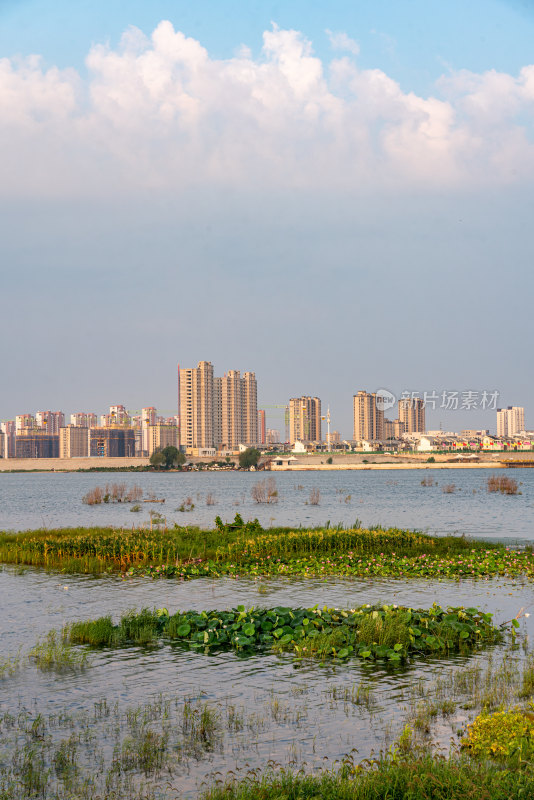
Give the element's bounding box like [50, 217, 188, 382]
[487, 475, 520, 495]
[28, 630, 88, 671]
[67, 609, 161, 647]
[200, 753, 534, 800]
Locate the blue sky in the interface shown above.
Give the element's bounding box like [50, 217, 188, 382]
[1, 0, 534, 436]
[2, 0, 534, 91]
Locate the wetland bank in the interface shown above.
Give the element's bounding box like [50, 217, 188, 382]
[2, 469, 534, 798]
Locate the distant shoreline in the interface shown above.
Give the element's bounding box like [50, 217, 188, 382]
[0, 457, 519, 473]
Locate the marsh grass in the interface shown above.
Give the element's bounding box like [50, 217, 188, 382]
[199, 753, 534, 800]
[0, 649, 22, 679]
[487, 475, 519, 495]
[0, 520, 514, 580]
[325, 683, 376, 709]
[28, 631, 88, 672]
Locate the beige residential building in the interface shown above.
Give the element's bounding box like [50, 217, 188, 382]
[215, 370, 242, 449]
[384, 418, 406, 439]
[241, 372, 258, 446]
[497, 406, 525, 437]
[179, 361, 215, 450]
[148, 424, 179, 456]
[353, 391, 384, 441]
[36, 411, 65, 434]
[15, 414, 35, 431]
[142, 407, 157, 454]
[59, 426, 89, 458]
[179, 362, 257, 451]
[398, 397, 426, 433]
[289, 397, 321, 444]
[70, 412, 97, 428]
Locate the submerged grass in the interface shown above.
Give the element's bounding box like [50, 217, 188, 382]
[28, 630, 88, 672]
[2, 518, 532, 583]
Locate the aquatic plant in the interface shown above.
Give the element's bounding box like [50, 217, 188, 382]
[462, 708, 534, 763]
[3, 519, 534, 583]
[28, 630, 88, 672]
[66, 603, 502, 663]
[487, 475, 519, 495]
[199, 751, 534, 800]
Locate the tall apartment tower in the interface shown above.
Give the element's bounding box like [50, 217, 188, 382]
[179, 361, 215, 449]
[70, 413, 97, 428]
[215, 370, 242, 449]
[179, 362, 257, 450]
[15, 414, 35, 431]
[36, 411, 65, 434]
[497, 406, 525, 437]
[241, 372, 258, 447]
[258, 410, 266, 445]
[398, 397, 426, 433]
[59, 426, 89, 458]
[289, 397, 321, 444]
[353, 391, 384, 441]
[141, 407, 157, 453]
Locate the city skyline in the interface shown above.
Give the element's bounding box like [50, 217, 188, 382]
[1, 383, 528, 443]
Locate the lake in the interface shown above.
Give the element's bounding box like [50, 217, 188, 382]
[1, 467, 533, 542]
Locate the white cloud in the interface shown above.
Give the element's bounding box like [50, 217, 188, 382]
[326, 29, 360, 56]
[1, 21, 534, 197]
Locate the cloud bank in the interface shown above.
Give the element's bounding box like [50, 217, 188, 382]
[1, 21, 534, 197]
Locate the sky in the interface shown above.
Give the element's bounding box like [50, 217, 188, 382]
[1, 0, 534, 437]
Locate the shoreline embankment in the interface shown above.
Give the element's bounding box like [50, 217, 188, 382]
[0, 453, 530, 473]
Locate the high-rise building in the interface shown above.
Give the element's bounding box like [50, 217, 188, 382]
[241, 372, 258, 446]
[383, 418, 406, 439]
[398, 397, 425, 433]
[179, 361, 215, 450]
[216, 370, 242, 449]
[147, 424, 179, 456]
[353, 391, 384, 441]
[258, 410, 266, 445]
[70, 413, 98, 428]
[0, 421, 16, 458]
[59, 426, 89, 458]
[36, 411, 65, 434]
[266, 429, 280, 444]
[179, 362, 257, 451]
[141, 407, 157, 454]
[289, 397, 321, 444]
[15, 430, 59, 458]
[89, 428, 135, 457]
[497, 406, 525, 437]
[15, 414, 34, 431]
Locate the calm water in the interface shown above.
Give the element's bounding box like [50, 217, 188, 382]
[2, 470, 534, 796]
[1, 468, 534, 541]
[1, 568, 533, 796]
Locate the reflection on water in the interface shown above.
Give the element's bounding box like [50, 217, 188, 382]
[1, 468, 534, 541]
[1, 568, 533, 796]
